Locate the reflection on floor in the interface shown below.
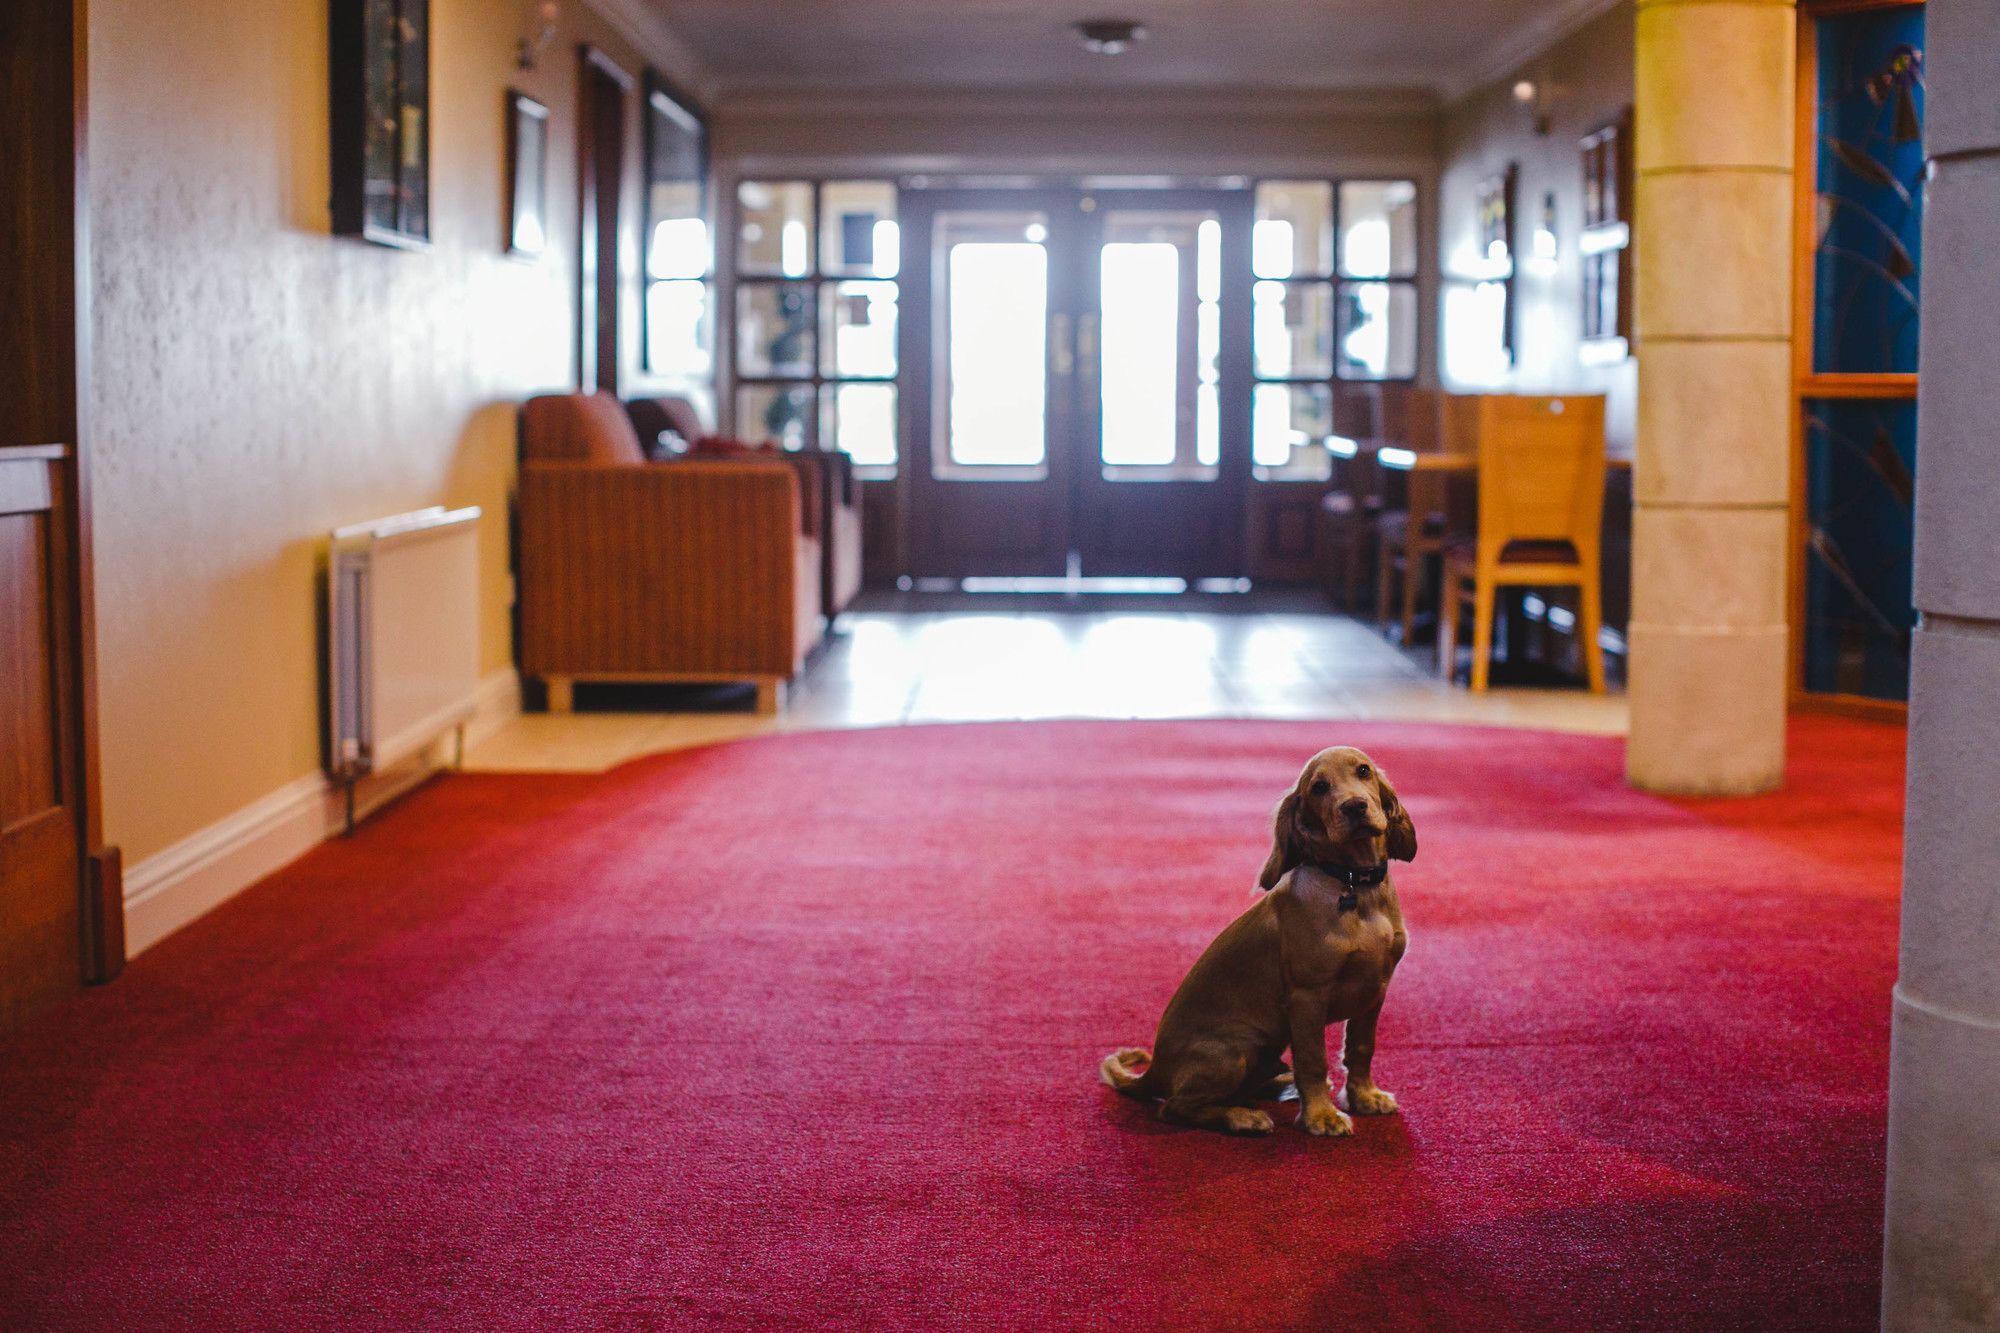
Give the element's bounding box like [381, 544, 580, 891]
[467, 590, 1629, 773]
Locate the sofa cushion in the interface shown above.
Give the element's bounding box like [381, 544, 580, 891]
[521, 392, 647, 466]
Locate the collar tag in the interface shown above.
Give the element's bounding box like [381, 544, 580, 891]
[1310, 860, 1388, 909]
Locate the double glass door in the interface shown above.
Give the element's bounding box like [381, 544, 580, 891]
[901, 187, 1252, 579]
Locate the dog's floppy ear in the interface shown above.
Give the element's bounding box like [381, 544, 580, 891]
[1378, 767, 1417, 863]
[1258, 788, 1306, 890]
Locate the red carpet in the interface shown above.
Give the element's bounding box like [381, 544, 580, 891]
[0, 717, 1905, 1330]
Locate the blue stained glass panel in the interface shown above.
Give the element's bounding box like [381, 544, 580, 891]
[1813, 8, 1925, 374]
[1803, 398, 1916, 702]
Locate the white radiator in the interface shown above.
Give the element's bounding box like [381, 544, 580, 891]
[326, 506, 483, 804]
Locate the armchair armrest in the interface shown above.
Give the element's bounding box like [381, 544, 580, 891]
[517, 461, 822, 678]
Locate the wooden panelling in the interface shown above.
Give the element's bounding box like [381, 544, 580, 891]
[0, 0, 113, 1022]
[0, 513, 59, 829]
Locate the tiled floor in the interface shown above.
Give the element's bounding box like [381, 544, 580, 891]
[466, 591, 1628, 773]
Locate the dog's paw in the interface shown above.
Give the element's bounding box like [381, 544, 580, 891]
[1339, 1084, 1399, 1116]
[1298, 1101, 1354, 1138]
[1223, 1107, 1275, 1136]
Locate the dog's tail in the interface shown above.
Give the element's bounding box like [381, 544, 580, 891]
[1098, 1047, 1155, 1097]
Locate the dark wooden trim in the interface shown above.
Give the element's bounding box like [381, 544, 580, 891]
[580, 43, 635, 90]
[577, 45, 631, 393]
[84, 846, 123, 984]
[1796, 372, 1920, 398]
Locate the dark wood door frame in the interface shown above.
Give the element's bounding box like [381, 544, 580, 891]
[2, 0, 120, 1030]
[899, 187, 1084, 579]
[577, 45, 633, 394]
[1069, 187, 1252, 579]
[898, 185, 1253, 581]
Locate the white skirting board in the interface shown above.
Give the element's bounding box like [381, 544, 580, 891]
[121, 668, 522, 957]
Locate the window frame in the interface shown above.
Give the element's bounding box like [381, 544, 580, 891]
[729, 178, 902, 476]
[1250, 176, 1423, 481]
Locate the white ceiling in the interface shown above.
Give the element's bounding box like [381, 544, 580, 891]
[654, 0, 1618, 101]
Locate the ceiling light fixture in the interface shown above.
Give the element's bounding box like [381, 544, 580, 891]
[1076, 18, 1147, 55]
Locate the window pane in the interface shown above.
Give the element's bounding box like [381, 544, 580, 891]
[645, 279, 712, 379]
[1336, 282, 1418, 380]
[1099, 241, 1180, 468]
[820, 181, 899, 278]
[946, 238, 1047, 470]
[1802, 397, 1915, 699]
[646, 99, 707, 279]
[736, 282, 815, 378]
[1252, 383, 1333, 481]
[1336, 179, 1416, 278]
[1338, 180, 1419, 279]
[736, 180, 814, 277]
[821, 383, 898, 471]
[735, 383, 813, 450]
[1811, 8, 1925, 373]
[1254, 280, 1333, 379]
[1253, 181, 1332, 279]
[820, 280, 898, 378]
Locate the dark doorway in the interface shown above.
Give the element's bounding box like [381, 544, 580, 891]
[578, 47, 632, 393]
[0, 0, 119, 1026]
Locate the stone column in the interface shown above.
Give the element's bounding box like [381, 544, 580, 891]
[1627, 0, 1795, 795]
[1882, 1, 2000, 1325]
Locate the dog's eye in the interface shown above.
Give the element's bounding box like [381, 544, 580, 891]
[1355, 765, 1372, 780]
[1309, 778, 1330, 796]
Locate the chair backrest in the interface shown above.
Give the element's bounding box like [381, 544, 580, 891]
[520, 392, 646, 466]
[626, 396, 711, 455]
[1474, 395, 1607, 559]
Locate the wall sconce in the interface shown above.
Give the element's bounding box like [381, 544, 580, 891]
[1512, 77, 1563, 136]
[518, 0, 560, 70]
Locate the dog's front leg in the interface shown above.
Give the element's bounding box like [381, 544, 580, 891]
[1287, 991, 1351, 1137]
[1338, 1003, 1399, 1116]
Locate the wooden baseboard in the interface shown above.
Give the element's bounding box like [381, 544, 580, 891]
[84, 847, 124, 984]
[1790, 691, 1908, 723]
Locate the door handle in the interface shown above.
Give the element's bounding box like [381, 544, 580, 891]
[1076, 313, 1098, 384]
[1051, 313, 1074, 377]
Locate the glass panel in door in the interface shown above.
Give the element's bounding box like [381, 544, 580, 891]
[932, 211, 1052, 479]
[1094, 210, 1221, 481]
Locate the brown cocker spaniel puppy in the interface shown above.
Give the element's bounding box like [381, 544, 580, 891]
[1100, 747, 1415, 1135]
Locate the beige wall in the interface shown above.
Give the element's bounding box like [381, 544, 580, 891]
[87, 0, 701, 866]
[713, 88, 1440, 179]
[1437, 2, 1636, 454]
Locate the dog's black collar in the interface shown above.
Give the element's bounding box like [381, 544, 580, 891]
[1310, 861, 1388, 910]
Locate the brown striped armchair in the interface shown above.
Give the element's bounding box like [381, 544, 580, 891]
[626, 395, 865, 619]
[515, 392, 821, 714]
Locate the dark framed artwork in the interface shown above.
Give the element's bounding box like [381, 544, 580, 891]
[1476, 164, 1519, 364]
[330, 0, 431, 248]
[1580, 111, 1634, 347]
[506, 91, 550, 258]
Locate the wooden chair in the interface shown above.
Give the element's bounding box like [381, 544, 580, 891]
[1375, 391, 1476, 642]
[1437, 395, 1608, 692]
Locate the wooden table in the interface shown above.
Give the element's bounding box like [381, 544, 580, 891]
[1375, 447, 1633, 474]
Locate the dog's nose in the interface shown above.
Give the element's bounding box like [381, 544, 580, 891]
[1339, 797, 1369, 819]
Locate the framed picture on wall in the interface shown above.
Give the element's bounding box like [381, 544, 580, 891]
[1580, 110, 1634, 350]
[329, 0, 431, 248]
[1476, 165, 1519, 364]
[506, 91, 550, 259]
